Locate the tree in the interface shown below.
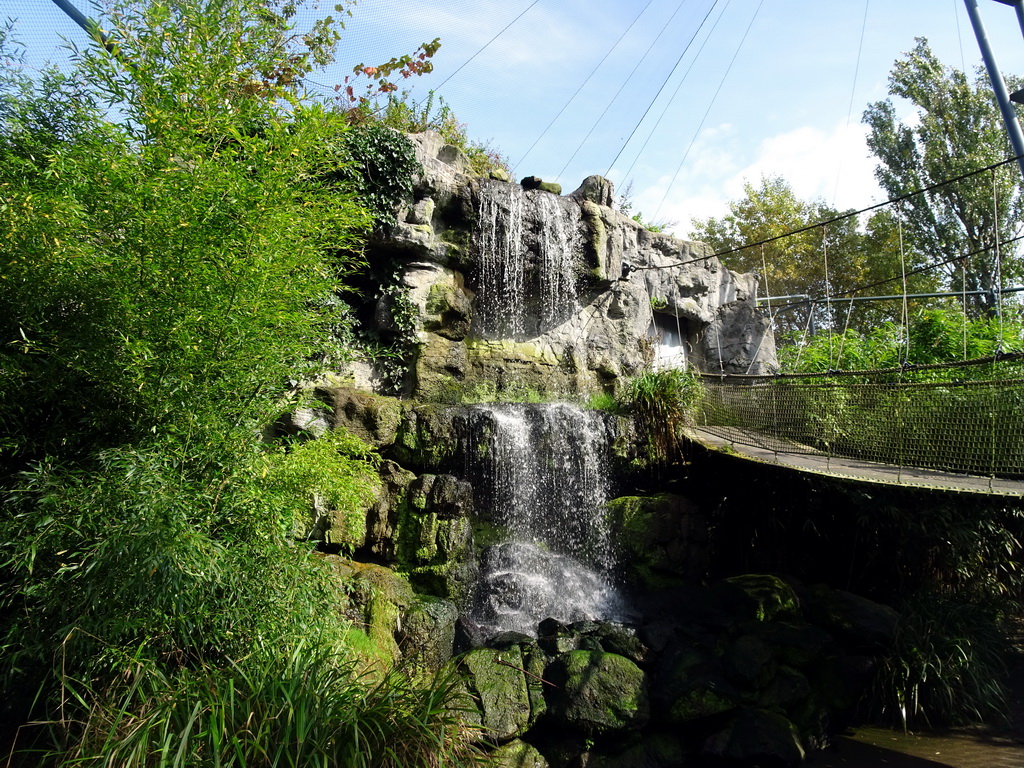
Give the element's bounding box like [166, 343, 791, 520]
[0, 4, 470, 763]
[689, 175, 935, 334]
[863, 37, 1024, 317]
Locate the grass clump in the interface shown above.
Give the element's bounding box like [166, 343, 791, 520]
[870, 593, 1009, 731]
[620, 369, 703, 466]
[21, 642, 479, 768]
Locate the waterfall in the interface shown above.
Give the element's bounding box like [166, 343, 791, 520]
[473, 182, 581, 338]
[475, 182, 525, 338]
[467, 403, 621, 637]
[536, 193, 580, 328]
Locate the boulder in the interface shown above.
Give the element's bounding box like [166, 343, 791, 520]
[803, 585, 899, 651]
[459, 647, 533, 743]
[320, 386, 403, 448]
[398, 595, 459, 670]
[545, 650, 649, 734]
[489, 739, 548, 768]
[715, 574, 801, 623]
[702, 708, 805, 768]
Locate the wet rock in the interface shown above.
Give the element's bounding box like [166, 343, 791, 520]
[545, 650, 649, 734]
[702, 707, 806, 768]
[459, 647, 533, 743]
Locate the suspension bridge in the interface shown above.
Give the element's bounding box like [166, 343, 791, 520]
[687, 354, 1024, 497]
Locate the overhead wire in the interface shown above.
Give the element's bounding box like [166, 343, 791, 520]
[602, 0, 721, 179]
[652, 0, 766, 221]
[432, 0, 542, 92]
[618, 0, 730, 185]
[831, 0, 870, 207]
[513, 0, 658, 175]
[555, 0, 691, 183]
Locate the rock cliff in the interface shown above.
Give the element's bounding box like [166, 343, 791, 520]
[352, 131, 776, 399]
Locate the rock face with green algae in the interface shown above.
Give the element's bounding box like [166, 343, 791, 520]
[458, 647, 533, 743]
[488, 739, 549, 768]
[396, 594, 459, 671]
[545, 650, 649, 735]
[603, 494, 709, 587]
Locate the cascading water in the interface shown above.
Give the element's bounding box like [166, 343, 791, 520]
[475, 181, 525, 338]
[535, 193, 580, 328]
[473, 181, 581, 338]
[467, 403, 622, 637]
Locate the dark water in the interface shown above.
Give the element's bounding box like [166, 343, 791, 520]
[807, 727, 1024, 768]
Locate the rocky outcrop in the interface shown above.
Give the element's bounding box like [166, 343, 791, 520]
[345, 131, 777, 401]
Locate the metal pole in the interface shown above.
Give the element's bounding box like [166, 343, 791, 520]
[965, 0, 1024, 181]
[993, 0, 1024, 40]
[49, 0, 123, 62]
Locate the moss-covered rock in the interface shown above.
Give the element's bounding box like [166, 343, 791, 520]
[320, 386, 403, 449]
[716, 574, 801, 623]
[392, 403, 464, 472]
[545, 650, 649, 734]
[489, 739, 548, 768]
[398, 594, 460, 670]
[604, 494, 708, 587]
[320, 558, 415, 664]
[459, 647, 533, 743]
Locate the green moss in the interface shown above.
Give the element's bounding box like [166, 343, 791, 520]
[366, 592, 401, 663]
[670, 687, 737, 723]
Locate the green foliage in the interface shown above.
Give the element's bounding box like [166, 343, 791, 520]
[864, 38, 1024, 317]
[26, 643, 479, 767]
[872, 594, 1009, 730]
[690, 176, 937, 333]
[0, 3, 476, 764]
[620, 369, 703, 465]
[779, 306, 1024, 374]
[331, 122, 419, 228]
[377, 90, 511, 177]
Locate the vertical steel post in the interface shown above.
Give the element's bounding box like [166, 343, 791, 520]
[965, 0, 1024, 181]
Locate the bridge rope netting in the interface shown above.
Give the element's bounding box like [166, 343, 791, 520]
[694, 354, 1024, 486]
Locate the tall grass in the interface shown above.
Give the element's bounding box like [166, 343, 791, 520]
[870, 594, 1009, 731]
[14, 642, 479, 768]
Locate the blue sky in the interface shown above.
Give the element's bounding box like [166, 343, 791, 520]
[7, 0, 1024, 236]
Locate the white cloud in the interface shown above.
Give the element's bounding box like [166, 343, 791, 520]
[628, 120, 885, 238]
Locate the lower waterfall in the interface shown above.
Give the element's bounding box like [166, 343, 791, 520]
[466, 403, 622, 637]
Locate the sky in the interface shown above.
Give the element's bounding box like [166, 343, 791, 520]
[6, 0, 1024, 237]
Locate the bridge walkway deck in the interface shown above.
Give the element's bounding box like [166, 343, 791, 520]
[687, 426, 1024, 497]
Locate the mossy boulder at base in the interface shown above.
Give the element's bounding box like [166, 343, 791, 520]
[488, 739, 549, 768]
[545, 650, 649, 734]
[459, 647, 533, 743]
[397, 595, 459, 670]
